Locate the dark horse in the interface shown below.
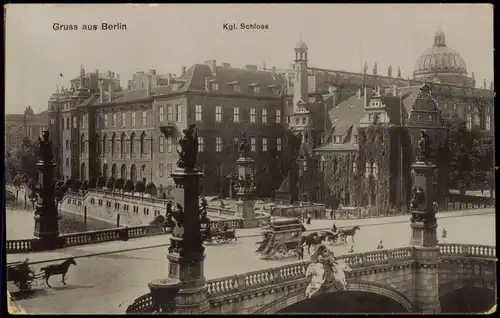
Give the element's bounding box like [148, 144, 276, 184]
[300, 232, 326, 254]
[338, 225, 361, 243]
[40, 258, 77, 288]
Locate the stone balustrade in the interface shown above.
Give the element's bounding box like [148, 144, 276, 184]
[125, 243, 495, 313]
[439, 243, 496, 259]
[6, 217, 242, 254]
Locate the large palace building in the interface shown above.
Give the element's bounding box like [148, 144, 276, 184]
[44, 28, 493, 201]
[5, 106, 48, 150]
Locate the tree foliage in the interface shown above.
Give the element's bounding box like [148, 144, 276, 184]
[114, 178, 125, 191]
[441, 113, 494, 189]
[88, 177, 97, 189]
[146, 182, 157, 196]
[105, 177, 115, 190]
[5, 138, 39, 182]
[123, 179, 135, 192]
[134, 181, 145, 194]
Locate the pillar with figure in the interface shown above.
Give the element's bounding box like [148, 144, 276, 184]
[234, 133, 257, 225]
[147, 124, 209, 314]
[409, 129, 441, 313]
[30, 131, 65, 251]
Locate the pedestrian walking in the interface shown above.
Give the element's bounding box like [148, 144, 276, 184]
[297, 245, 304, 260]
[442, 228, 447, 243]
[306, 212, 312, 225]
[377, 241, 384, 250]
[330, 207, 335, 220]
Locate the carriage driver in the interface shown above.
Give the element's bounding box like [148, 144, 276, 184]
[19, 258, 34, 278]
[331, 223, 338, 234]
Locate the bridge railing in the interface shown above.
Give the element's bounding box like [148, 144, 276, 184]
[439, 243, 496, 259]
[206, 246, 415, 296]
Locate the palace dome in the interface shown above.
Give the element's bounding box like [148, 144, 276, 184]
[413, 28, 467, 78]
[295, 40, 308, 50]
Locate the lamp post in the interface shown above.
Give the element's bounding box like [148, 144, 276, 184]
[30, 131, 64, 251]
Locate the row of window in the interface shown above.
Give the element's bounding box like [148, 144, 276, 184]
[317, 158, 379, 177]
[207, 82, 278, 95]
[64, 135, 283, 154]
[193, 105, 282, 124]
[89, 198, 161, 217]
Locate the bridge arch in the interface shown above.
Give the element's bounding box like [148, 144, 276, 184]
[255, 280, 415, 314]
[439, 277, 496, 313]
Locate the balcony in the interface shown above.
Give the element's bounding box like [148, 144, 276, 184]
[159, 120, 176, 136]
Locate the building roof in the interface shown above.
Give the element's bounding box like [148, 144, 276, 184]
[414, 28, 467, 76]
[94, 63, 286, 105]
[328, 88, 372, 137]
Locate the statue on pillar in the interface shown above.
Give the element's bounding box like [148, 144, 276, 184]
[176, 124, 198, 170]
[238, 133, 250, 158]
[199, 198, 209, 223]
[416, 130, 431, 162]
[169, 203, 185, 238]
[37, 131, 54, 163]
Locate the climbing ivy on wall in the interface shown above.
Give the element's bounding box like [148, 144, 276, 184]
[303, 125, 414, 216]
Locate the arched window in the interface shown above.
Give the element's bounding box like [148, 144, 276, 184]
[131, 165, 137, 183]
[111, 133, 116, 155]
[111, 164, 118, 179]
[130, 133, 136, 154]
[373, 162, 378, 178]
[352, 161, 357, 174]
[80, 162, 86, 180]
[102, 134, 108, 153]
[103, 163, 109, 178]
[140, 132, 147, 154]
[120, 133, 126, 158]
[140, 165, 146, 182]
[121, 164, 127, 179]
[80, 134, 86, 153]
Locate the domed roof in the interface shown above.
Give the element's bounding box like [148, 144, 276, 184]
[295, 40, 308, 50]
[414, 28, 467, 76]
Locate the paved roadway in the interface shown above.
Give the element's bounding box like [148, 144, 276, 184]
[7, 210, 495, 314]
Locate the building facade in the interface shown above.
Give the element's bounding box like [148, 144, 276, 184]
[278, 28, 494, 213]
[44, 28, 493, 203]
[5, 106, 48, 150]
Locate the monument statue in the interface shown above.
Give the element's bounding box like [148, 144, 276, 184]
[305, 245, 352, 298]
[176, 124, 198, 170]
[238, 133, 250, 158]
[416, 129, 431, 162]
[37, 131, 54, 163]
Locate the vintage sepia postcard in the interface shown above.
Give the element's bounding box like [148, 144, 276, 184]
[4, 3, 496, 315]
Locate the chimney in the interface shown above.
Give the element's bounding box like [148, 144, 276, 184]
[204, 77, 209, 91]
[181, 66, 186, 75]
[244, 65, 258, 72]
[108, 81, 113, 101]
[99, 81, 104, 103]
[95, 69, 99, 77]
[116, 73, 120, 80]
[221, 63, 231, 69]
[205, 60, 216, 75]
[107, 71, 111, 78]
[146, 75, 151, 96]
[364, 87, 367, 107]
[168, 73, 173, 86]
[149, 69, 156, 75]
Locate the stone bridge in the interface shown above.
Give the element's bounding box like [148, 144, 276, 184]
[128, 243, 496, 314]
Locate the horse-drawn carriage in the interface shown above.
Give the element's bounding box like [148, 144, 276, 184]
[256, 217, 306, 259]
[201, 224, 237, 244]
[7, 261, 43, 292]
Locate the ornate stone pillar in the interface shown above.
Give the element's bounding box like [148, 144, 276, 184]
[235, 133, 257, 227]
[148, 124, 209, 314]
[31, 131, 64, 251]
[409, 129, 441, 313]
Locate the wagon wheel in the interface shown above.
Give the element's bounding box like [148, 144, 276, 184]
[215, 236, 222, 243]
[275, 244, 288, 258]
[222, 236, 230, 243]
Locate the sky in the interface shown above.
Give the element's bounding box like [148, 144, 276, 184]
[5, 3, 494, 114]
